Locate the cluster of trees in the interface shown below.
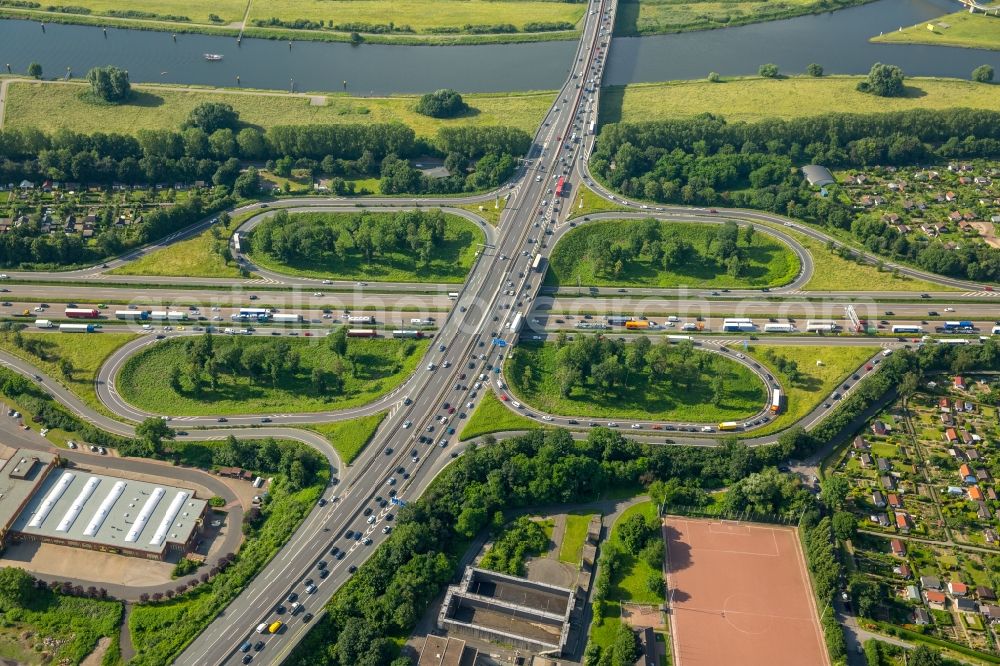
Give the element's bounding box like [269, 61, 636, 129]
[479, 516, 549, 576]
[172, 333, 315, 392]
[86, 65, 131, 103]
[723, 467, 812, 519]
[759, 348, 802, 384]
[289, 426, 803, 666]
[538, 334, 731, 401]
[802, 516, 847, 662]
[249, 209, 449, 266]
[414, 89, 468, 119]
[588, 217, 756, 278]
[856, 62, 905, 97]
[206, 435, 326, 491]
[592, 108, 1000, 281]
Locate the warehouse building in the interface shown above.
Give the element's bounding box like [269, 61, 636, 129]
[438, 567, 575, 656]
[0, 449, 206, 560]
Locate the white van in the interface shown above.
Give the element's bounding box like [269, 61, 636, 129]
[512, 401, 523, 409]
[256, 623, 268, 634]
[667, 316, 679, 323]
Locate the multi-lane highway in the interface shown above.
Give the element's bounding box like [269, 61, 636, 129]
[0, 0, 996, 663]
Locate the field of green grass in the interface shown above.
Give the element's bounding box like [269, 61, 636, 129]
[567, 184, 631, 219]
[601, 76, 1000, 125]
[0, 330, 139, 415]
[558, 512, 597, 565]
[507, 341, 766, 422]
[3, 82, 556, 138]
[305, 411, 387, 464]
[872, 4, 1000, 51]
[588, 500, 664, 654]
[614, 0, 870, 35]
[118, 336, 427, 416]
[767, 224, 954, 292]
[0, 592, 122, 665]
[459, 391, 538, 440]
[546, 219, 799, 288]
[109, 215, 250, 278]
[457, 199, 507, 226]
[738, 344, 879, 436]
[247, 212, 484, 283]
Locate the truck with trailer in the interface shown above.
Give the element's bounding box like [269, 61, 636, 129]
[625, 320, 649, 330]
[347, 315, 375, 325]
[35, 319, 54, 328]
[392, 330, 424, 339]
[722, 318, 754, 332]
[805, 320, 839, 333]
[942, 321, 975, 332]
[531, 254, 545, 272]
[770, 389, 782, 414]
[116, 310, 151, 320]
[271, 313, 303, 323]
[150, 311, 189, 321]
[891, 325, 922, 334]
[65, 308, 99, 319]
[763, 323, 795, 333]
[718, 422, 740, 431]
[347, 328, 377, 338]
[410, 318, 434, 327]
[607, 316, 634, 326]
[509, 312, 524, 334]
[60, 323, 95, 333]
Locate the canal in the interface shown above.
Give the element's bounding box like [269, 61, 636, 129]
[0, 0, 997, 94]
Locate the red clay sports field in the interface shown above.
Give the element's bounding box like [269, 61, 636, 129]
[663, 516, 830, 666]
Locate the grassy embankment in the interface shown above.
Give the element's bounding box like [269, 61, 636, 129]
[246, 212, 484, 283]
[459, 390, 538, 440]
[734, 344, 880, 437]
[507, 341, 766, 422]
[0, 0, 584, 44]
[587, 500, 664, 653]
[304, 411, 387, 464]
[2, 81, 556, 138]
[614, 0, 873, 35]
[567, 184, 631, 219]
[602, 76, 1000, 125]
[0, 330, 139, 416]
[118, 336, 428, 416]
[545, 219, 800, 288]
[871, 4, 1000, 51]
[108, 210, 258, 279]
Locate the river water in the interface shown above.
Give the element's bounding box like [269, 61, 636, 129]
[0, 0, 997, 94]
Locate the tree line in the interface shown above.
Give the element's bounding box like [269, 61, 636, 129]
[249, 209, 449, 266]
[591, 108, 1000, 281]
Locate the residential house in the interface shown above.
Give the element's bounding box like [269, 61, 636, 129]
[978, 587, 996, 602]
[853, 436, 869, 451]
[955, 376, 967, 390]
[961, 430, 974, 446]
[921, 576, 942, 590]
[872, 491, 886, 508]
[859, 453, 873, 468]
[896, 513, 912, 532]
[978, 502, 992, 521]
[877, 458, 892, 472]
[987, 488, 997, 501]
[888, 493, 902, 509]
[906, 585, 921, 602]
[964, 401, 975, 413]
[897, 563, 912, 579]
[925, 590, 947, 610]
[872, 421, 888, 436]
[977, 468, 991, 483]
[941, 413, 954, 427]
[882, 475, 896, 491]
[939, 398, 951, 413]
[890, 539, 906, 557]
[956, 597, 978, 614]
[946, 428, 959, 443]
[981, 605, 1000, 623]
[913, 608, 931, 626]
[969, 486, 985, 502]
[872, 513, 891, 527]
[960, 464, 976, 484]
[966, 449, 981, 462]
[948, 581, 968, 597]
[949, 211, 963, 222]
[986, 529, 998, 545]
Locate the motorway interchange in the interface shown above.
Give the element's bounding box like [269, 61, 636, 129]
[1, 2, 1000, 664]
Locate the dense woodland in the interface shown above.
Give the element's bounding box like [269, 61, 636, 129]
[0, 103, 529, 267]
[249, 209, 450, 266]
[592, 109, 1000, 281]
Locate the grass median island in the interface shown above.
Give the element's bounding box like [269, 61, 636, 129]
[246, 209, 484, 283]
[304, 411, 387, 464]
[0, 329, 139, 415]
[459, 390, 538, 440]
[602, 77, 1000, 125]
[558, 511, 597, 565]
[108, 211, 258, 278]
[735, 343, 879, 436]
[508, 338, 766, 422]
[872, 5, 1000, 51]
[117, 334, 428, 416]
[567, 184, 631, 219]
[614, 0, 871, 35]
[3, 82, 556, 138]
[546, 218, 799, 288]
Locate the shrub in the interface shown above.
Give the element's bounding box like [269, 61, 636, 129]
[758, 63, 779, 78]
[707, 71, 721, 83]
[806, 63, 824, 77]
[86, 65, 131, 103]
[415, 89, 469, 118]
[972, 64, 994, 83]
[857, 62, 905, 97]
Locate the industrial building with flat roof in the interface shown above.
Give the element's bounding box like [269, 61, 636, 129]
[438, 567, 575, 656]
[416, 635, 476, 666]
[0, 449, 206, 560]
